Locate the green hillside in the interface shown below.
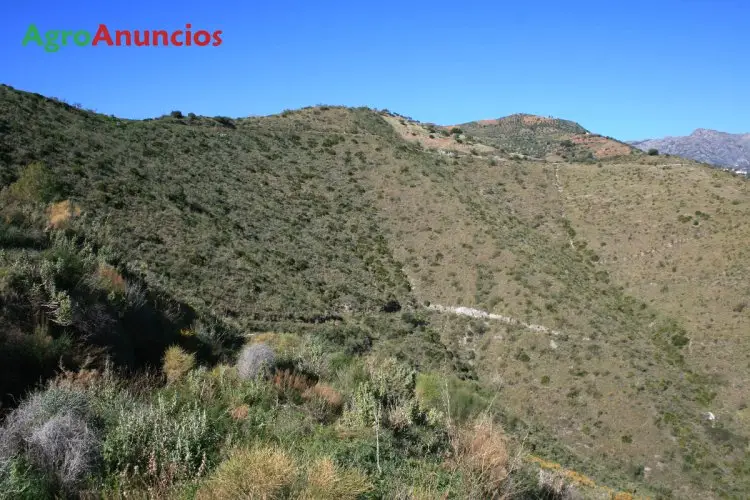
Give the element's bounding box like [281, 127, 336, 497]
[1, 84, 749, 499]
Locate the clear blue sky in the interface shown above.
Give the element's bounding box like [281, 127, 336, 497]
[2, 0, 748, 140]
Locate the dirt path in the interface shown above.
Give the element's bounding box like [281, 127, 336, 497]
[553, 164, 576, 250]
[426, 303, 563, 336]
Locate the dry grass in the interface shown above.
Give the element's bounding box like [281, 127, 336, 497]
[273, 368, 315, 393]
[248, 332, 302, 358]
[302, 383, 344, 422]
[229, 404, 250, 421]
[382, 115, 496, 155]
[162, 346, 195, 384]
[51, 367, 100, 391]
[95, 263, 127, 295]
[450, 416, 509, 496]
[300, 456, 373, 500]
[46, 199, 81, 230]
[570, 133, 631, 157]
[302, 383, 343, 410]
[196, 445, 297, 500]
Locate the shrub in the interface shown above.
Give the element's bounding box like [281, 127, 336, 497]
[181, 364, 275, 414]
[26, 413, 101, 493]
[301, 457, 372, 500]
[342, 357, 420, 430]
[415, 373, 488, 423]
[213, 116, 235, 128]
[236, 343, 275, 380]
[538, 468, 578, 499]
[196, 445, 296, 499]
[341, 381, 378, 428]
[2, 162, 61, 204]
[294, 335, 328, 377]
[0, 456, 54, 499]
[384, 399, 418, 430]
[102, 394, 214, 485]
[162, 345, 195, 384]
[250, 332, 301, 359]
[170, 110, 183, 118]
[648, 148, 659, 156]
[366, 356, 415, 407]
[0, 388, 91, 458]
[0, 387, 100, 494]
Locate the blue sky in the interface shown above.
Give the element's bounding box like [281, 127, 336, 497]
[2, 0, 748, 140]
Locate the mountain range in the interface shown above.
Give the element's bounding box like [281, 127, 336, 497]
[630, 129, 750, 171]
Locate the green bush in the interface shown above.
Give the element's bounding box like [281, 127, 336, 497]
[0, 456, 55, 500]
[2, 163, 61, 204]
[102, 394, 216, 483]
[415, 373, 489, 423]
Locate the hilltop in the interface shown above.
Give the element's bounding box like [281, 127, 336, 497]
[630, 129, 750, 172]
[1, 84, 749, 498]
[452, 113, 637, 161]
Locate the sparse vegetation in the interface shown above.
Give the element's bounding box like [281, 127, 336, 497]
[0, 84, 747, 498]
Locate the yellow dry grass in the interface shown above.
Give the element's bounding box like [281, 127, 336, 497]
[300, 457, 372, 500]
[46, 199, 81, 229]
[249, 332, 302, 358]
[162, 345, 195, 384]
[451, 416, 509, 494]
[196, 445, 296, 500]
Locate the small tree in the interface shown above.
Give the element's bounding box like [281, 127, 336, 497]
[170, 110, 183, 119]
[647, 148, 659, 156]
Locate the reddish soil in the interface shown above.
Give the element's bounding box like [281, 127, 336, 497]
[571, 134, 631, 158]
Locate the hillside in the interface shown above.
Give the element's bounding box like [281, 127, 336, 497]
[1, 84, 750, 498]
[630, 129, 750, 172]
[453, 114, 638, 162]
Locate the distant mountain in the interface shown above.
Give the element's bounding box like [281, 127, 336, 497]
[630, 129, 750, 170]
